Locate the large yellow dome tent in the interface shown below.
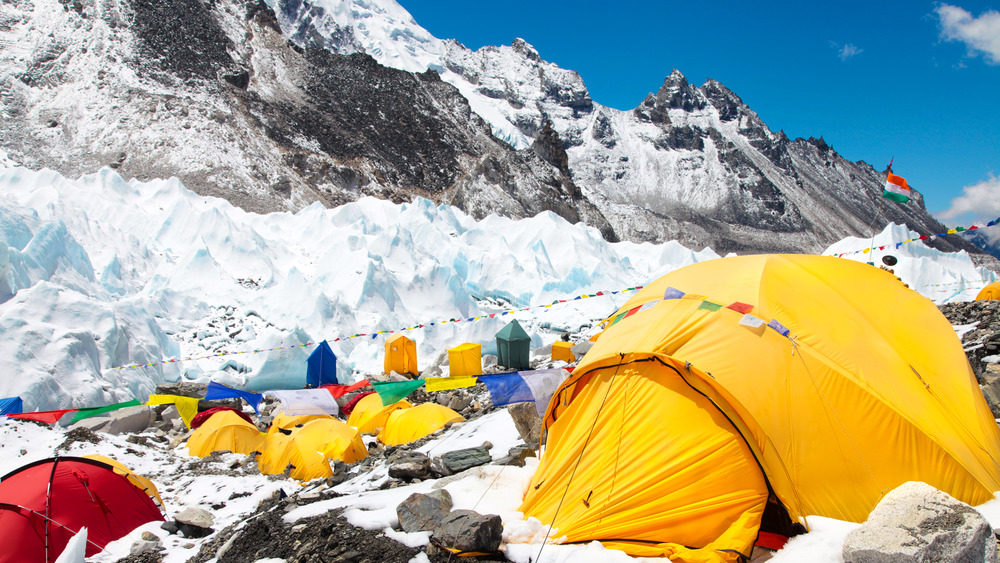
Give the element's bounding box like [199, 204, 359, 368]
[346, 393, 412, 434]
[266, 412, 335, 435]
[977, 281, 1000, 300]
[186, 410, 265, 458]
[378, 402, 464, 446]
[258, 418, 367, 481]
[520, 254, 1000, 563]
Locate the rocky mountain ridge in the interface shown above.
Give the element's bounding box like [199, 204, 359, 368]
[0, 0, 991, 257]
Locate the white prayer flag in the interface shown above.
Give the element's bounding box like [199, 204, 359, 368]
[265, 389, 340, 416]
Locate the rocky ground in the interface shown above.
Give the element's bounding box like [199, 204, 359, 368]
[22, 302, 1000, 563]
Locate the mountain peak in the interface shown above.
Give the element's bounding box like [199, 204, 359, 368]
[511, 37, 541, 61]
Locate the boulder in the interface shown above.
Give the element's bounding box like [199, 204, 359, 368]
[387, 451, 433, 480]
[396, 490, 453, 533]
[174, 507, 214, 538]
[982, 376, 1000, 418]
[432, 509, 502, 554]
[571, 341, 594, 358]
[447, 394, 472, 412]
[66, 417, 109, 433]
[507, 402, 542, 445]
[103, 406, 152, 435]
[130, 531, 163, 555]
[842, 481, 996, 563]
[499, 444, 536, 467]
[437, 446, 491, 475]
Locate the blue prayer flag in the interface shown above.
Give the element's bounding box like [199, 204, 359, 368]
[205, 381, 263, 413]
[479, 373, 533, 407]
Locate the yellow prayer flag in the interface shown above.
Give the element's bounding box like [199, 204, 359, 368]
[146, 394, 201, 428]
[424, 376, 479, 393]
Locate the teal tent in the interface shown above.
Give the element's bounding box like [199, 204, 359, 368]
[496, 319, 531, 370]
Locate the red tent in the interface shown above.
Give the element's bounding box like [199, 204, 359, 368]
[190, 406, 254, 429]
[341, 391, 375, 417]
[0, 457, 165, 562]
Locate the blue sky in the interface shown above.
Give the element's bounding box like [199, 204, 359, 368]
[400, 1, 999, 227]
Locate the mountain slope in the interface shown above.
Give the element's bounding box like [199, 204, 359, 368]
[273, 0, 986, 255]
[0, 0, 614, 238]
[0, 0, 988, 256]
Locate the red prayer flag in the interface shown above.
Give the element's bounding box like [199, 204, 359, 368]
[320, 379, 371, 398]
[727, 302, 754, 314]
[8, 409, 78, 424]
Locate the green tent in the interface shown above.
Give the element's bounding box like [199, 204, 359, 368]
[496, 319, 531, 370]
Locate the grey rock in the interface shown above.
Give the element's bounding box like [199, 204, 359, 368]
[160, 521, 179, 535]
[396, 491, 454, 533]
[437, 446, 491, 476]
[130, 536, 162, 555]
[387, 451, 433, 480]
[981, 376, 1000, 418]
[174, 507, 214, 529]
[447, 394, 472, 412]
[842, 481, 996, 563]
[570, 341, 593, 358]
[67, 417, 109, 433]
[507, 402, 542, 445]
[103, 405, 152, 435]
[432, 509, 502, 554]
[499, 444, 537, 467]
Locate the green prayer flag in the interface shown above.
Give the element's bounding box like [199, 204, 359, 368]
[70, 399, 142, 422]
[698, 301, 723, 312]
[372, 380, 425, 406]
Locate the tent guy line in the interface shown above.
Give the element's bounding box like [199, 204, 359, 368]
[108, 286, 644, 371]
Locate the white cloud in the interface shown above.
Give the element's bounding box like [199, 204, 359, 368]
[828, 41, 863, 61]
[935, 4, 1000, 64]
[935, 174, 1000, 226]
[838, 43, 863, 61]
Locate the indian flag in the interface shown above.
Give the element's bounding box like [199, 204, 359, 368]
[883, 171, 911, 203]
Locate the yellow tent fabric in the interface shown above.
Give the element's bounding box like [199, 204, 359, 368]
[385, 333, 418, 376]
[448, 343, 482, 377]
[551, 341, 575, 363]
[186, 410, 266, 458]
[977, 281, 1000, 300]
[520, 255, 1000, 562]
[83, 454, 165, 510]
[378, 403, 464, 446]
[258, 418, 367, 480]
[346, 393, 412, 434]
[267, 412, 335, 435]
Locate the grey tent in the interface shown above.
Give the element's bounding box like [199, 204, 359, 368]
[496, 319, 531, 370]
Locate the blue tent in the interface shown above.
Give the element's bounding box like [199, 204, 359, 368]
[0, 396, 23, 416]
[306, 341, 338, 387]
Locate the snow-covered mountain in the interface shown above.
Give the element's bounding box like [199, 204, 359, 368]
[273, 0, 993, 255]
[0, 0, 992, 256]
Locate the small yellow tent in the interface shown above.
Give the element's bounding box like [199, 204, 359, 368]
[266, 412, 335, 435]
[977, 281, 1000, 301]
[385, 333, 418, 376]
[448, 343, 482, 377]
[378, 403, 464, 446]
[520, 255, 1000, 562]
[551, 341, 575, 363]
[83, 454, 165, 510]
[186, 410, 266, 458]
[258, 419, 367, 481]
[346, 393, 412, 434]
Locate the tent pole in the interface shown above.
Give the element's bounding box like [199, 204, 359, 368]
[44, 456, 60, 563]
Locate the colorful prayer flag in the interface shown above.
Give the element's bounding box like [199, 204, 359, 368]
[882, 171, 911, 203]
[663, 287, 686, 300]
[8, 409, 78, 424]
[146, 395, 199, 427]
[372, 380, 425, 406]
[739, 314, 765, 329]
[71, 399, 141, 423]
[767, 319, 791, 337]
[698, 301, 722, 312]
[205, 381, 264, 413]
[727, 302, 754, 314]
[424, 376, 479, 393]
[264, 389, 340, 416]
